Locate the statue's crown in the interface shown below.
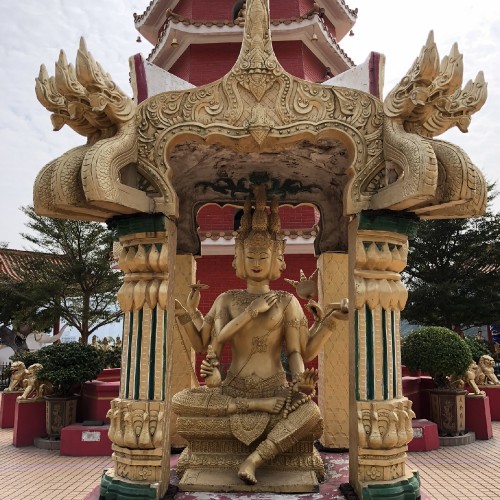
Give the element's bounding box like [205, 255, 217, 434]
[236, 185, 284, 252]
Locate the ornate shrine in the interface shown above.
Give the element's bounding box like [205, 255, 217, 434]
[32, 0, 487, 498]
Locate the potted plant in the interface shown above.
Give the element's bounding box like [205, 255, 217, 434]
[401, 326, 473, 436]
[36, 342, 104, 439]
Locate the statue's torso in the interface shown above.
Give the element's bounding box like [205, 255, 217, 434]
[213, 290, 296, 379]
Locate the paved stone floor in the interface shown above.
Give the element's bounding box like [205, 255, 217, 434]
[0, 422, 499, 499]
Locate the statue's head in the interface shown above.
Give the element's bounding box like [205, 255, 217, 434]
[233, 185, 286, 282]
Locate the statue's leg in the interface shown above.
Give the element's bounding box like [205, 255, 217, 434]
[238, 401, 322, 484]
[172, 388, 231, 416]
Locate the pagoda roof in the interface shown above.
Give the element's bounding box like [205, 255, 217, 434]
[0, 248, 61, 282]
[147, 9, 354, 75]
[134, 0, 357, 46]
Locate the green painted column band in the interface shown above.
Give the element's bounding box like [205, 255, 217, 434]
[361, 471, 420, 499]
[125, 311, 134, 399]
[148, 306, 157, 400]
[365, 305, 374, 400]
[382, 308, 388, 400]
[107, 213, 166, 239]
[391, 311, 397, 399]
[355, 309, 360, 401]
[100, 472, 158, 499]
[134, 308, 144, 399]
[359, 210, 418, 238]
[162, 310, 167, 401]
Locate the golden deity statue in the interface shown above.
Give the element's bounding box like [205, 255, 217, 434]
[173, 185, 347, 488]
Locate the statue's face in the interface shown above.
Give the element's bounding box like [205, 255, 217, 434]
[244, 245, 273, 281]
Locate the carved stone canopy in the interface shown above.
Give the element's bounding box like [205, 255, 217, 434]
[33, 0, 487, 254]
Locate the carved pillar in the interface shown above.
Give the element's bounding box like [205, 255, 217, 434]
[170, 254, 198, 448]
[317, 252, 349, 449]
[100, 214, 177, 500]
[348, 213, 420, 499]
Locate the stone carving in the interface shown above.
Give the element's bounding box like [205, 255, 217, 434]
[450, 361, 485, 396]
[475, 355, 500, 386]
[4, 361, 28, 392]
[173, 186, 347, 489]
[17, 363, 52, 400]
[380, 31, 487, 216]
[357, 400, 415, 451]
[106, 399, 165, 450]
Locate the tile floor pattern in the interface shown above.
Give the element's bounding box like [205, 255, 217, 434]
[0, 422, 499, 499]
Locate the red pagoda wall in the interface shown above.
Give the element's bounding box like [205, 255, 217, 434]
[173, 0, 316, 20]
[170, 41, 327, 86]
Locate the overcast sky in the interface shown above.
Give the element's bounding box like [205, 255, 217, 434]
[1, 0, 498, 249]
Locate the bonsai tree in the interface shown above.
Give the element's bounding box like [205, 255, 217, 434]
[35, 342, 104, 397]
[401, 326, 473, 389]
[463, 335, 490, 362]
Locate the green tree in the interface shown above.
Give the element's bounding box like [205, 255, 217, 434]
[0, 206, 122, 344]
[403, 200, 500, 331]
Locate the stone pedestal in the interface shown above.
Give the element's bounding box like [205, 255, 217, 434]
[480, 385, 500, 420]
[408, 419, 439, 452]
[80, 380, 120, 422]
[0, 391, 21, 428]
[465, 395, 493, 440]
[13, 399, 46, 447]
[60, 423, 112, 456]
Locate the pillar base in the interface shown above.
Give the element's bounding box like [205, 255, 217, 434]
[359, 469, 420, 499]
[100, 468, 159, 500]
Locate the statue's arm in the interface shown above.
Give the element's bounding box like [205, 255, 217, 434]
[175, 298, 219, 354]
[284, 298, 306, 379]
[302, 299, 348, 362]
[217, 292, 278, 345]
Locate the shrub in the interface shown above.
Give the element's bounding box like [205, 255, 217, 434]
[10, 349, 43, 368]
[464, 335, 490, 362]
[98, 345, 122, 369]
[36, 342, 104, 396]
[401, 326, 473, 389]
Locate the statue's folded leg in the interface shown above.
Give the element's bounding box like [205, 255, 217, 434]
[256, 400, 323, 459]
[172, 387, 231, 416]
[238, 400, 323, 484]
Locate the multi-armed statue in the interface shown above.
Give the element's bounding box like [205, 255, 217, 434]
[173, 185, 347, 487]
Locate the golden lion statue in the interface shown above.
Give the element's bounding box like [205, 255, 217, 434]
[450, 362, 485, 396]
[4, 361, 28, 392]
[17, 363, 52, 400]
[475, 355, 500, 386]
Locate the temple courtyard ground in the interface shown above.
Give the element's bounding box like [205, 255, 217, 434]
[0, 423, 499, 499]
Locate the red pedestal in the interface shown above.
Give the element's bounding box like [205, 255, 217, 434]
[402, 375, 434, 420]
[480, 386, 500, 420]
[80, 380, 119, 422]
[408, 419, 440, 452]
[465, 395, 493, 440]
[0, 391, 22, 428]
[60, 423, 111, 456]
[97, 368, 121, 382]
[13, 399, 46, 447]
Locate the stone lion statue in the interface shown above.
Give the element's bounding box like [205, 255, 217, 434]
[475, 355, 500, 386]
[450, 362, 485, 396]
[17, 363, 52, 400]
[4, 361, 28, 392]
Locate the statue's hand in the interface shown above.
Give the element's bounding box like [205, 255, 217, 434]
[187, 282, 202, 313]
[305, 299, 323, 322]
[174, 299, 187, 317]
[293, 368, 319, 395]
[249, 292, 278, 315]
[325, 298, 349, 321]
[200, 359, 222, 388]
